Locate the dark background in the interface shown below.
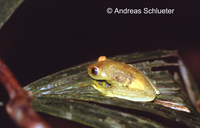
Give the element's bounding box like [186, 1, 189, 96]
[0, 1, 200, 127]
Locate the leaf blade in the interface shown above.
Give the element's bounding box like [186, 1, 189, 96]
[24, 50, 200, 127]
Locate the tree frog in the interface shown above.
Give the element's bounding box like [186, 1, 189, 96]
[87, 56, 160, 102]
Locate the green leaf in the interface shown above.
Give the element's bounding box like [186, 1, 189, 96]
[24, 50, 200, 127]
[0, 0, 24, 29]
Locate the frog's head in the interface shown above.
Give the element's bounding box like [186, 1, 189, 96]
[87, 56, 112, 80]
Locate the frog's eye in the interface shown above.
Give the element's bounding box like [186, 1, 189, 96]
[92, 66, 99, 75]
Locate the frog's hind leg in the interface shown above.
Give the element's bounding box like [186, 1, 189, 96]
[111, 86, 156, 102]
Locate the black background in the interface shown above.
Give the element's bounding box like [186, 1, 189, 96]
[0, 1, 200, 127]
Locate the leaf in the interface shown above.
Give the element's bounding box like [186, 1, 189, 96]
[0, 0, 24, 29]
[24, 50, 200, 127]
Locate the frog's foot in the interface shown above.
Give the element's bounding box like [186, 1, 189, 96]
[91, 80, 113, 96]
[91, 80, 103, 88]
[102, 81, 106, 88]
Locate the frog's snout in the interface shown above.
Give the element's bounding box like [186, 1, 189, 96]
[87, 67, 90, 71]
[87, 65, 93, 75]
[87, 65, 91, 71]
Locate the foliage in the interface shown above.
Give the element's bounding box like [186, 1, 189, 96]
[0, 0, 24, 29]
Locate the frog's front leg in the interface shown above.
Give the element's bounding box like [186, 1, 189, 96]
[91, 80, 115, 97]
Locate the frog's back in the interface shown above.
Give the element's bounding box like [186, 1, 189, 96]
[127, 65, 160, 94]
[109, 61, 160, 95]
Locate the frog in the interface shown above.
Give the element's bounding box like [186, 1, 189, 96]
[87, 56, 160, 102]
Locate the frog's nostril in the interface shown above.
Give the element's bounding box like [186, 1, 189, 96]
[87, 66, 91, 71]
